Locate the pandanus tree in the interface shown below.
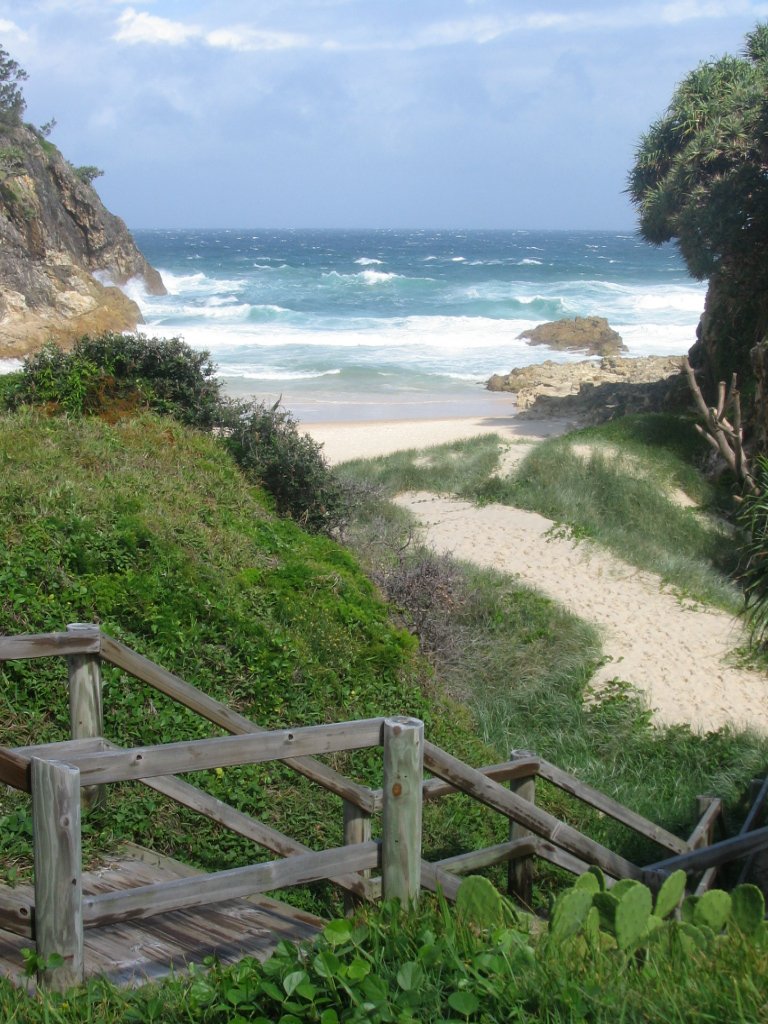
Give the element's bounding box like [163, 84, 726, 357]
[628, 23, 768, 394]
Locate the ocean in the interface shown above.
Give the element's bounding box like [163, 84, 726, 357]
[85, 229, 711, 423]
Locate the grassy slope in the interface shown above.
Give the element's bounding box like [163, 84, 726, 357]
[2, 411, 768, 1021]
[0, 411, 495, 891]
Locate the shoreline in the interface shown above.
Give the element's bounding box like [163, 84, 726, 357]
[304, 411, 575, 464]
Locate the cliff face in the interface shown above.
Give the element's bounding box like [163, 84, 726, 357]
[0, 123, 165, 358]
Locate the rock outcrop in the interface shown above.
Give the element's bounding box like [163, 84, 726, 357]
[518, 316, 626, 357]
[0, 123, 165, 358]
[487, 355, 688, 424]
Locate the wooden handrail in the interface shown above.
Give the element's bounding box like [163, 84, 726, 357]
[423, 741, 643, 880]
[137, 764, 374, 900]
[0, 629, 100, 662]
[83, 841, 381, 927]
[100, 634, 377, 813]
[536, 759, 688, 856]
[687, 797, 722, 850]
[645, 825, 768, 877]
[60, 719, 385, 786]
[0, 747, 31, 792]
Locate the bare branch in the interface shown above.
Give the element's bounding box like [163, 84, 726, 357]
[684, 357, 758, 495]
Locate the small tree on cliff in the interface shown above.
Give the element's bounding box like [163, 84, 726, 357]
[0, 45, 27, 125]
[627, 23, 768, 394]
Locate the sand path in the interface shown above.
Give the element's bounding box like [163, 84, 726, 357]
[307, 416, 768, 734]
[394, 490, 768, 734]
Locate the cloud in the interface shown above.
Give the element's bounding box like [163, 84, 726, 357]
[114, 7, 201, 46]
[0, 17, 29, 41]
[113, 7, 316, 52]
[660, 1, 761, 23]
[395, 2, 768, 50]
[206, 26, 311, 52]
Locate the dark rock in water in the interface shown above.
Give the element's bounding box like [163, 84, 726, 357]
[487, 355, 689, 424]
[518, 316, 627, 357]
[0, 122, 166, 359]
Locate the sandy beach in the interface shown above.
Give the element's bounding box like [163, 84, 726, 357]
[305, 413, 768, 736]
[307, 413, 575, 464]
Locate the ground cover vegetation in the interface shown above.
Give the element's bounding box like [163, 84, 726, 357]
[340, 414, 741, 612]
[0, 409, 509, 943]
[2, 336, 768, 1017]
[3, 877, 767, 1023]
[0, 335, 348, 533]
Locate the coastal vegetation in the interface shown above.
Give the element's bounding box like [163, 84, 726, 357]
[1, 337, 768, 1015]
[3, 877, 767, 1023]
[339, 415, 740, 612]
[2, 19, 768, 1017]
[628, 21, 768, 404]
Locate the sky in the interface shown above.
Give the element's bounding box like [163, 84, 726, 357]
[1, 1, 767, 230]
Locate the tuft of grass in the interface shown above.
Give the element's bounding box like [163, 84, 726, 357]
[339, 414, 741, 613]
[338, 433, 505, 498]
[478, 435, 740, 612]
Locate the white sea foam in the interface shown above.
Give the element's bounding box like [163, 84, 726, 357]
[160, 269, 245, 296]
[222, 367, 342, 381]
[0, 358, 22, 374]
[359, 270, 397, 285]
[355, 257, 384, 266]
[518, 258, 543, 266]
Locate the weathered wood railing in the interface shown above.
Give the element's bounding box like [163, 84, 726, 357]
[0, 625, 762, 990]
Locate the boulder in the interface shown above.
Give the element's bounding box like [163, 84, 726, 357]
[518, 316, 627, 357]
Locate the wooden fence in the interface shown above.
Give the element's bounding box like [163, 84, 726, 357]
[0, 624, 765, 990]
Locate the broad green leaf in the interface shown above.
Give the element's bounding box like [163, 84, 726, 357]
[653, 870, 686, 919]
[448, 990, 480, 1016]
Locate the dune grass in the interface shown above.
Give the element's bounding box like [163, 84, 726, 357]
[337, 412, 768, 870]
[339, 414, 742, 613]
[1, 409, 767, 1019]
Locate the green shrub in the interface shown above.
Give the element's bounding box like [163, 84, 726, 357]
[221, 399, 348, 533]
[4, 887, 767, 1023]
[737, 454, 768, 648]
[3, 335, 350, 533]
[4, 334, 223, 428]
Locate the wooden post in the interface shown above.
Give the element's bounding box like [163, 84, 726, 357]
[693, 795, 719, 895]
[66, 624, 104, 811]
[31, 757, 83, 991]
[508, 750, 536, 906]
[382, 717, 423, 907]
[343, 799, 372, 914]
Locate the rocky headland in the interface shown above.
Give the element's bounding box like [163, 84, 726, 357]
[487, 354, 688, 424]
[0, 122, 165, 359]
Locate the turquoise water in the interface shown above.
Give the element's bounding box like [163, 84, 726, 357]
[125, 228, 703, 422]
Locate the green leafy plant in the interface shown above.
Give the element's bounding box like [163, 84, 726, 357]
[547, 871, 767, 960]
[738, 454, 768, 648]
[221, 399, 348, 534]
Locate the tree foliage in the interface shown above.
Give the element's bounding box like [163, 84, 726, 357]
[628, 23, 768, 281]
[73, 164, 104, 186]
[628, 23, 768, 397]
[0, 44, 27, 125]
